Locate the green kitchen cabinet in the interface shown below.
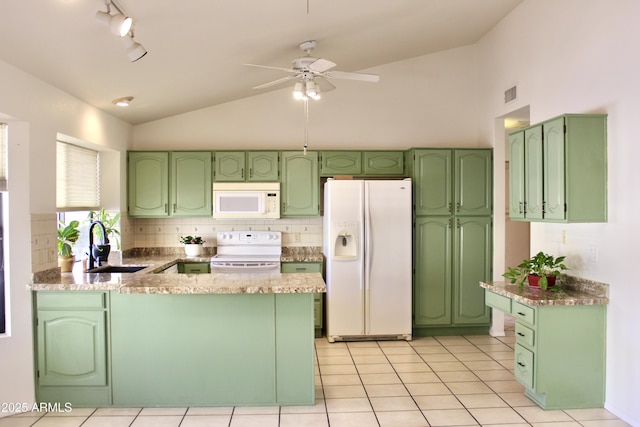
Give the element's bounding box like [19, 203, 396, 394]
[280, 151, 319, 217]
[282, 262, 324, 337]
[214, 151, 279, 182]
[214, 151, 245, 181]
[411, 149, 492, 217]
[508, 114, 607, 222]
[34, 292, 111, 406]
[319, 151, 404, 177]
[320, 151, 362, 176]
[128, 151, 212, 217]
[127, 151, 169, 217]
[413, 217, 492, 332]
[171, 151, 213, 216]
[410, 148, 492, 335]
[363, 151, 404, 175]
[485, 290, 606, 409]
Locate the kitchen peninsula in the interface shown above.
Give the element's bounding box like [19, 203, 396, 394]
[29, 256, 326, 407]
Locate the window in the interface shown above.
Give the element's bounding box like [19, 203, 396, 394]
[56, 141, 100, 210]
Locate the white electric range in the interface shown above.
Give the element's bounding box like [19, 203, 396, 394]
[211, 230, 282, 273]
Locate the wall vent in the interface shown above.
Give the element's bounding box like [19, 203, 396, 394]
[504, 85, 517, 104]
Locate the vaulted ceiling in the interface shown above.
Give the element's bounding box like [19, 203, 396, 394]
[0, 0, 522, 125]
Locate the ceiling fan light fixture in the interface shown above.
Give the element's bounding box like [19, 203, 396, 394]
[293, 82, 306, 100]
[305, 81, 320, 100]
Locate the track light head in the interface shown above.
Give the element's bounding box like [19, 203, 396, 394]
[95, 9, 132, 37]
[121, 35, 147, 62]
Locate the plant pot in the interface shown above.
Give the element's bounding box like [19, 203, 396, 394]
[527, 274, 556, 288]
[58, 255, 75, 273]
[184, 244, 203, 257]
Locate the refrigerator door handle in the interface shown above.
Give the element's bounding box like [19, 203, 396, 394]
[364, 182, 373, 335]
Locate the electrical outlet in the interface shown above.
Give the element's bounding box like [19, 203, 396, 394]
[562, 230, 567, 245]
[293, 232, 301, 243]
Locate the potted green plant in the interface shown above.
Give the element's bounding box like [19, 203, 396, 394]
[57, 219, 80, 272]
[180, 235, 205, 257]
[503, 251, 569, 291]
[87, 208, 121, 250]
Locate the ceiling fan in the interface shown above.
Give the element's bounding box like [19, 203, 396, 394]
[245, 40, 380, 96]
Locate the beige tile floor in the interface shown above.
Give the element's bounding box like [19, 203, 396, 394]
[0, 321, 630, 427]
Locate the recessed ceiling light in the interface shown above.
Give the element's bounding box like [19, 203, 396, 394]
[112, 96, 133, 107]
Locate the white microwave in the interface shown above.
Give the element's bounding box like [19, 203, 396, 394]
[212, 182, 280, 219]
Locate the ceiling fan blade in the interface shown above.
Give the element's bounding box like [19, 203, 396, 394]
[315, 77, 336, 93]
[253, 75, 297, 90]
[324, 70, 380, 82]
[244, 63, 297, 73]
[308, 58, 336, 73]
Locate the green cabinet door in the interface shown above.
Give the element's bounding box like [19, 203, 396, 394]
[128, 152, 169, 217]
[280, 151, 319, 217]
[455, 150, 492, 216]
[247, 151, 279, 181]
[524, 125, 544, 220]
[413, 217, 452, 326]
[543, 117, 566, 220]
[171, 151, 212, 217]
[413, 150, 452, 216]
[452, 217, 491, 324]
[509, 131, 526, 219]
[37, 310, 107, 387]
[282, 262, 323, 337]
[363, 151, 404, 175]
[320, 151, 362, 176]
[215, 151, 245, 181]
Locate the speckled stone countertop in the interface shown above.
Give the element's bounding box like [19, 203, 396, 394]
[480, 275, 609, 306]
[29, 254, 326, 295]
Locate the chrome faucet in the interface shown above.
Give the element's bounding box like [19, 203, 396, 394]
[88, 221, 108, 270]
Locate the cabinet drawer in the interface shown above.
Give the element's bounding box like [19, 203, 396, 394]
[177, 262, 211, 274]
[515, 322, 535, 347]
[512, 301, 536, 326]
[281, 262, 322, 274]
[485, 291, 511, 313]
[36, 292, 106, 310]
[514, 343, 535, 389]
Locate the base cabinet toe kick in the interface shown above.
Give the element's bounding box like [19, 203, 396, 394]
[482, 282, 608, 410]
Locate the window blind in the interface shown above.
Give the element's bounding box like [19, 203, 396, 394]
[56, 141, 100, 210]
[0, 123, 7, 191]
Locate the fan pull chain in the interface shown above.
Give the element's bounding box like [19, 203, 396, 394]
[303, 98, 309, 155]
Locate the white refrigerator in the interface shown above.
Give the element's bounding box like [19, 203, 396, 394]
[323, 178, 412, 342]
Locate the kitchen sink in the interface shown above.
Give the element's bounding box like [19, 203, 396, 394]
[87, 265, 149, 273]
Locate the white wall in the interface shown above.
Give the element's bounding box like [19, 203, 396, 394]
[133, 45, 484, 151]
[476, 1, 640, 424]
[0, 59, 132, 415]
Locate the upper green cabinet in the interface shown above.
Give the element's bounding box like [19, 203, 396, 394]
[509, 114, 607, 222]
[128, 151, 212, 217]
[411, 149, 492, 217]
[214, 151, 279, 182]
[320, 151, 404, 177]
[280, 151, 319, 217]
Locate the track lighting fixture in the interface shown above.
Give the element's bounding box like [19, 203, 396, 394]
[96, 0, 147, 62]
[122, 34, 147, 62]
[95, 1, 132, 37]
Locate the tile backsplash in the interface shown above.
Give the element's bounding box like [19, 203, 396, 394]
[32, 212, 324, 273]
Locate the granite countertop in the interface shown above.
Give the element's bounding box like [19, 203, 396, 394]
[29, 253, 326, 295]
[480, 275, 609, 306]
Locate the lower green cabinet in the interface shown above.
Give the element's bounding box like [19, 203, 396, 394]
[485, 290, 606, 409]
[282, 262, 323, 337]
[34, 292, 111, 406]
